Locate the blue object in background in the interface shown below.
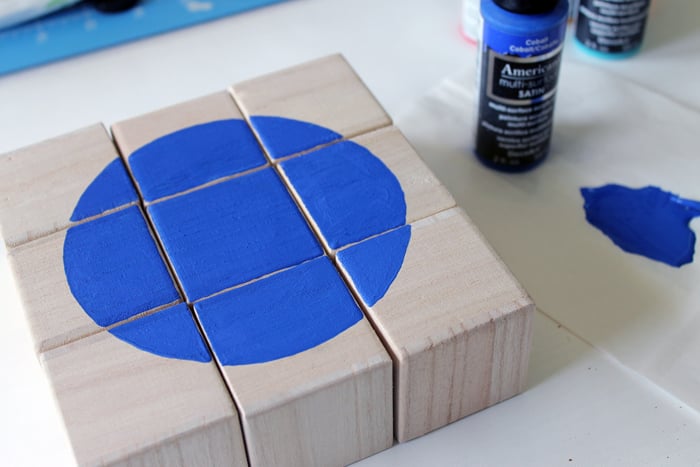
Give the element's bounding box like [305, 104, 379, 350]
[581, 184, 700, 267]
[0, 0, 288, 76]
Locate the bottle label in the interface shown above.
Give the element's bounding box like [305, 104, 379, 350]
[476, 44, 563, 168]
[575, 0, 651, 54]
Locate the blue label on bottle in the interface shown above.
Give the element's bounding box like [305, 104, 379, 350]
[483, 22, 565, 57]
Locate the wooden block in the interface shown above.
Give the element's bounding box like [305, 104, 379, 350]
[146, 167, 323, 302]
[1, 55, 535, 465]
[231, 54, 392, 160]
[7, 206, 180, 353]
[278, 125, 456, 251]
[40, 304, 247, 466]
[0, 124, 139, 248]
[336, 207, 535, 442]
[112, 91, 268, 203]
[194, 257, 393, 466]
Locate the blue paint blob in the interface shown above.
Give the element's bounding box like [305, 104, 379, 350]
[63, 206, 180, 327]
[70, 158, 139, 222]
[128, 119, 267, 202]
[250, 115, 342, 160]
[280, 141, 407, 249]
[336, 225, 411, 306]
[195, 257, 363, 365]
[109, 303, 211, 363]
[581, 184, 700, 267]
[147, 168, 323, 302]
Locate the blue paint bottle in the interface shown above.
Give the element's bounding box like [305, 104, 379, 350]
[575, 0, 651, 58]
[475, 0, 569, 171]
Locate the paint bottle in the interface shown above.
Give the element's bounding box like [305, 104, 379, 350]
[474, 0, 569, 172]
[575, 0, 651, 58]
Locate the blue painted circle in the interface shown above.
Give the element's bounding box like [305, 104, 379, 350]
[63, 117, 410, 364]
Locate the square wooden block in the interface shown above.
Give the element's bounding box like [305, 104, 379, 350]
[278, 125, 456, 252]
[1, 54, 537, 465]
[336, 207, 535, 442]
[7, 206, 180, 353]
[146, 168, 322, 302]
[231, 54, 391, 160]
[112, 91, 267, 203]
[195, 257, 393, 466]
[0, 124, 138, 248]
[40, 304, 247, 466]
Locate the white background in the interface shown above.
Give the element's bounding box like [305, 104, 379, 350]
[1, 0, 700, 465]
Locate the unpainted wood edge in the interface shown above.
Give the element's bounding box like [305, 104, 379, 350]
[334, 53, 394, 133]
[94, 414, 241, 467]
[228, 53, 393, 163]
[351, 124, 457, 209]
[36, 351, 240, 467]
[0, 123, 129, 250]
[233, 348, 392, 419]
[400, 295, 535, 359]
[231, 53, 346, 92]
[0, 122, 109, 162]
[1, 199, 140, 250]
[109, 90, 237, 156]
[393, 301, 535, 443]
[5, 230, 182, 356]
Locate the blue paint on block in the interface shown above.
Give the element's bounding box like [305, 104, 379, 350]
[63, 116, 411, 365]
[70, 158, 139, 222]
[581, 184, 700, 267]
[280, 141, 406, 249]
[337, 225, 411, 306]
[148, 168, 323, 302]
[109, 303, 211, 363]
[250, 116, 342, 160]
[129, 119, 267, 202]
[195, 257, 363, 365]
[63, 206, 180, 327]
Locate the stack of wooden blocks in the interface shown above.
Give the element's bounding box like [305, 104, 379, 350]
[0, 55, 534, 466]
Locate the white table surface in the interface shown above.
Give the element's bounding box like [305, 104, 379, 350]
[2, 0, 700, 465]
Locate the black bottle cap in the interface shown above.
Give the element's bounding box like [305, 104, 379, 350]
[88, 0, 140, 13]
[494, 0, 560, 14]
